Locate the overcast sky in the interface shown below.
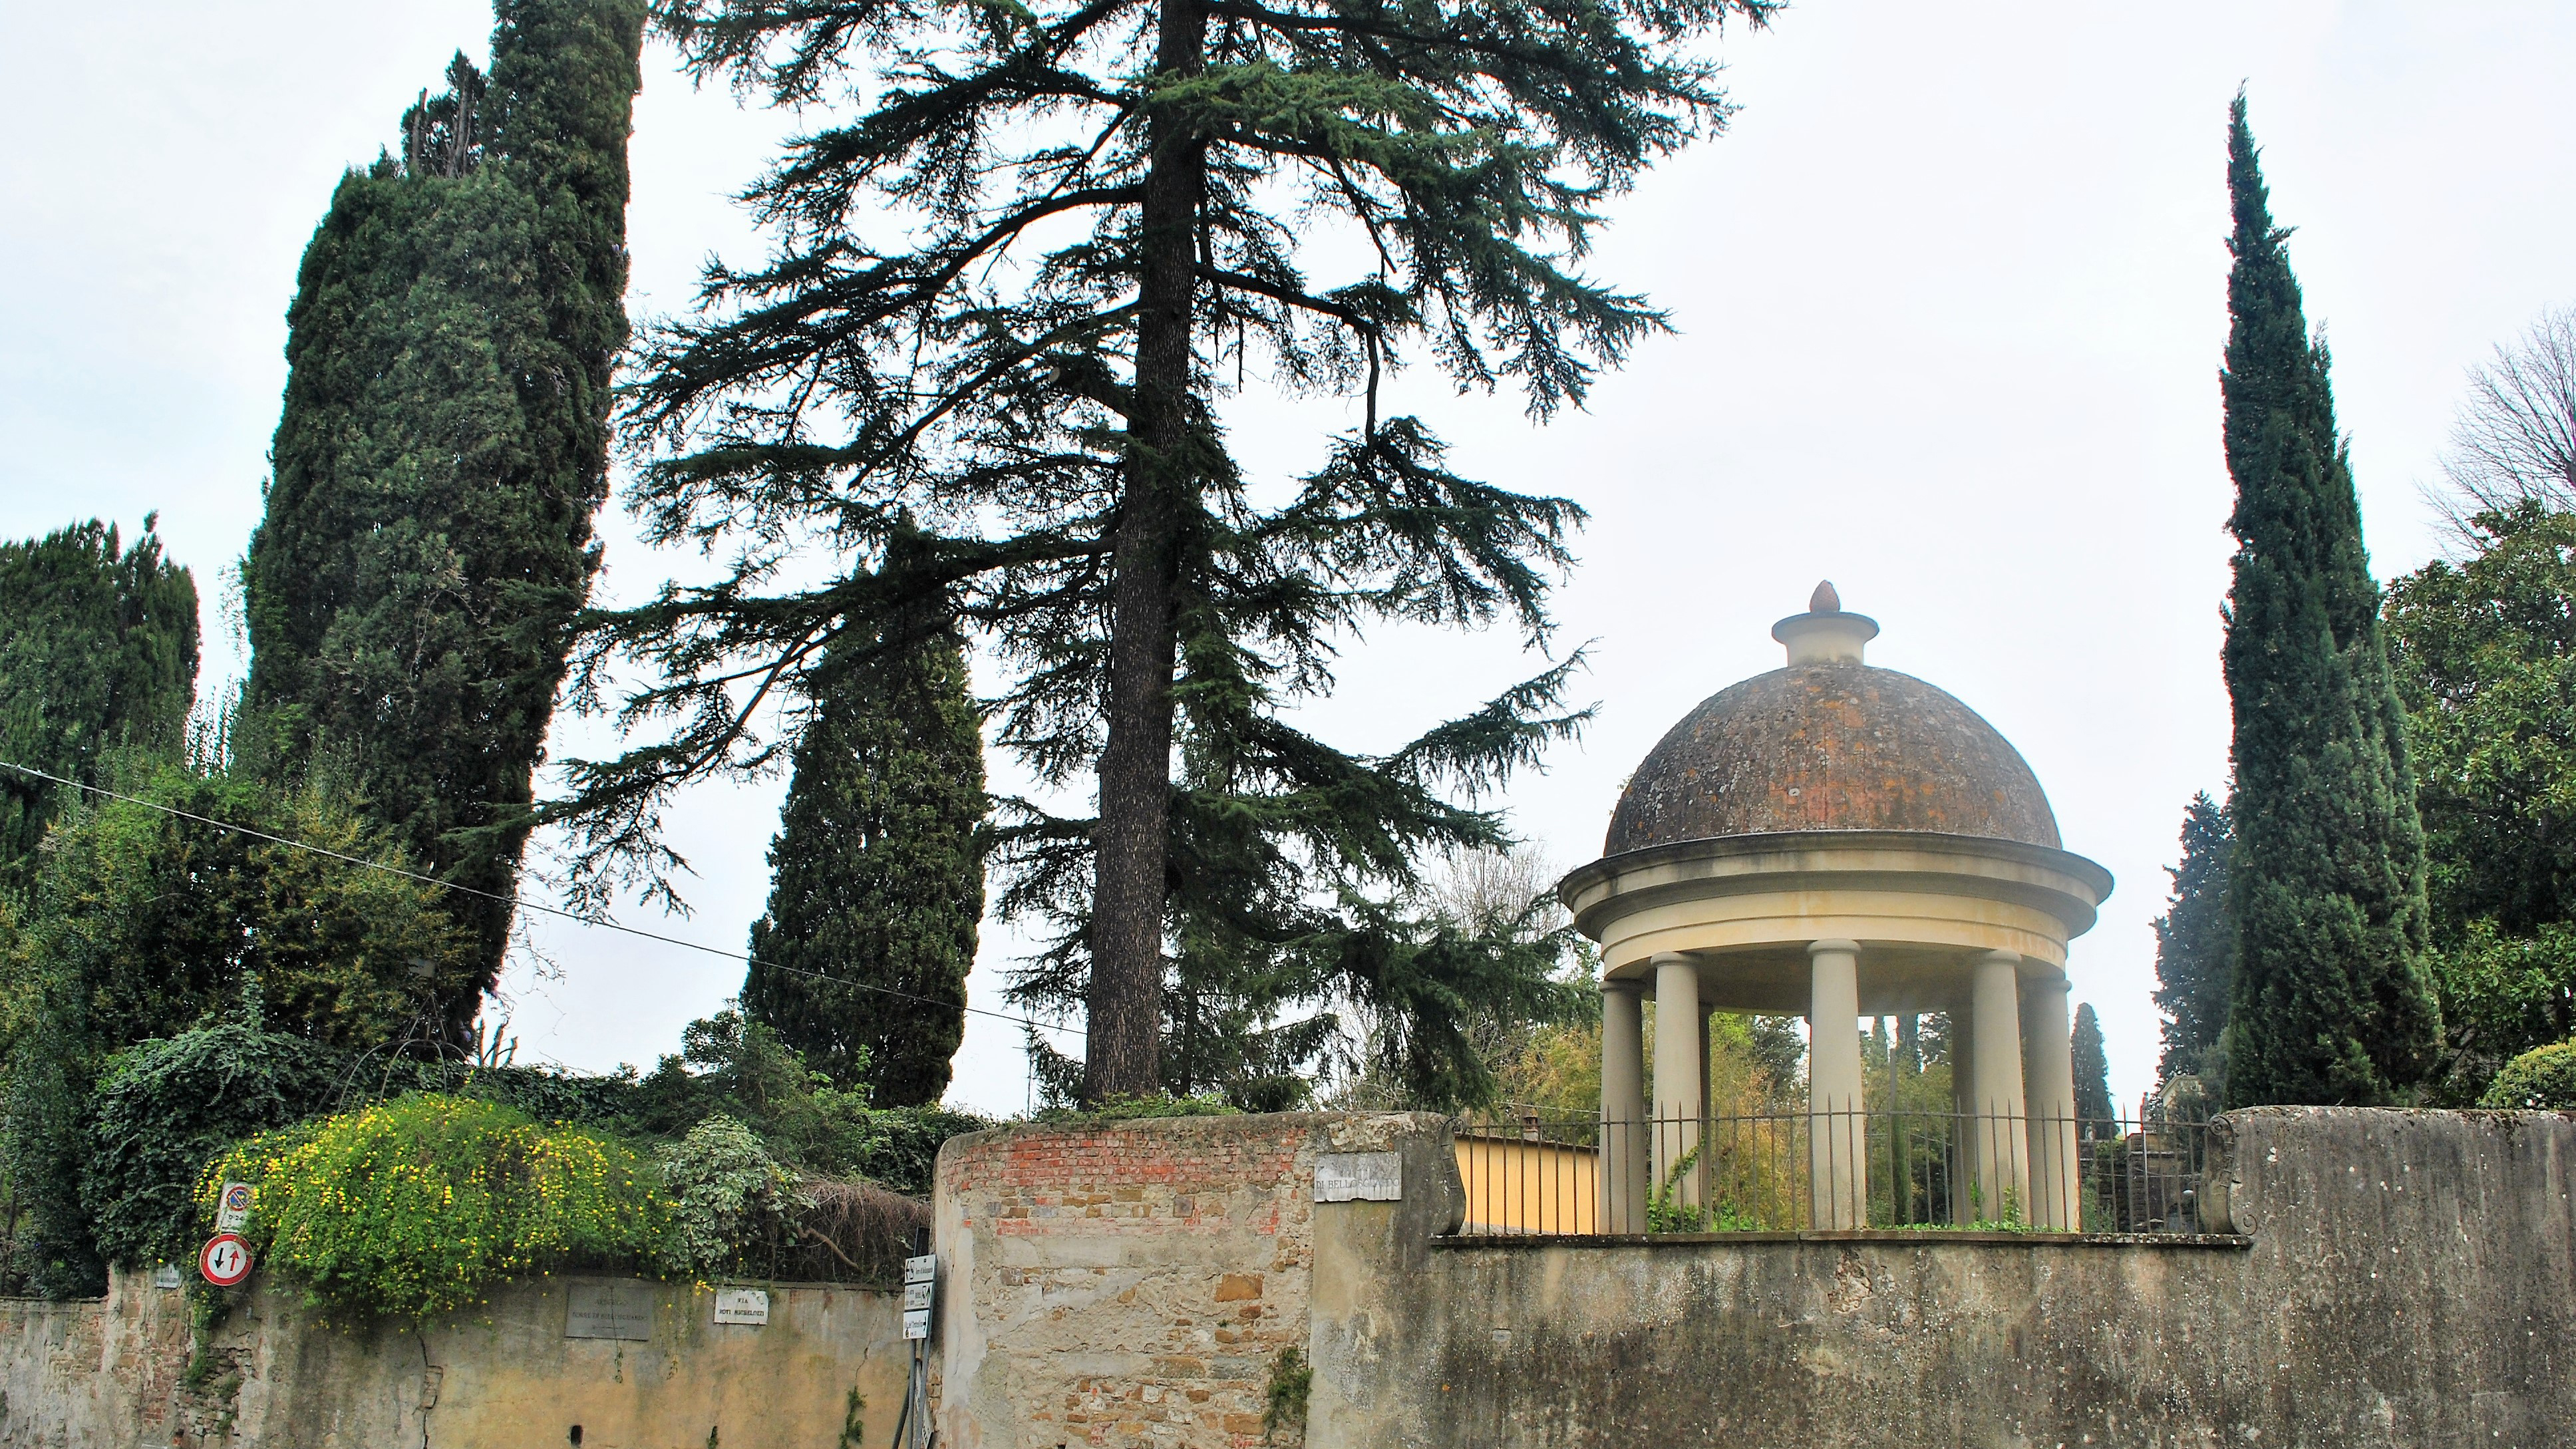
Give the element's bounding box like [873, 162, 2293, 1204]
[5, 3, 2572, 1116]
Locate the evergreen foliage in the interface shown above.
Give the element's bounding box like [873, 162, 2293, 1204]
[2070, 1003, 2114, 1125]
[746, 540, 987, 1106]
[2386, 501, 2576, 1098]
[0, 518, 198, 891]
[2216, 96, 2439, 1106]
[2477, 1038, 2576, 1109]
[2150, 792, 2235, 1085]
[0, 763, 479, 1295]
[5, 766, 483, 1056]
[564, 0, 1775, 1100]
[653, 1113, 798, 1281]
[242, 0, 647, 1033]
[83, 1023, 344, 1271]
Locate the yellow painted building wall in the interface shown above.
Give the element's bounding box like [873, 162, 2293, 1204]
[1454, 1134, 1599, 1235]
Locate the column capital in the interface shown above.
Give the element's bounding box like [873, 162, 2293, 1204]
[1807, 938, 1861, 957]
[1647, 949, 1693, 965]
[1601, 977, 1647, 997]
[1975, 948, 2021, 968]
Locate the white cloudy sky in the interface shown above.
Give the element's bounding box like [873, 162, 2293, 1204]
[5, 3, 2571, 1115]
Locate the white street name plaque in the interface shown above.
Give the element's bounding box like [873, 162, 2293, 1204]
[713, 1287, 770, 1326]
[1313, 1152, 1402, 1203]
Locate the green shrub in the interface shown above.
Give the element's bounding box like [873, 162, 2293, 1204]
[2479, 1039, 2576, 1109]
[655, 1115, 796, 1281]
[84, 1023, 342, 1270]
[1032, 1092, 1240, 1126]
[201, 1094, 665, 1319]
[849, 1103, 993, 1198]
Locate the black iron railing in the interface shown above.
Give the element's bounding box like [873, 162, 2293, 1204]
[1450, 1108, 2214, 1237]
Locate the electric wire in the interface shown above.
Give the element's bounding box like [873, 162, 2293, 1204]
[0, 758, 1080, 1038]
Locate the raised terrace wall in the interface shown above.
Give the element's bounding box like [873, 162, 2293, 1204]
[0, 1271, 907, 1448]
[937, 1108, 2575, 1449]
[7, 1109, 2567, 1445]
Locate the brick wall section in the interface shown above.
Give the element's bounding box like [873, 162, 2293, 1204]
[934, 1113, 1454, 1449]
[938, 1116, 1315, 1449]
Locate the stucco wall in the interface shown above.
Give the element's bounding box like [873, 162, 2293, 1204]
[1309, 1107, 2575, 1448]
[0, 1270, 907, 1448]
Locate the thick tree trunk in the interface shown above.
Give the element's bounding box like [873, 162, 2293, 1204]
[1086, 0, 1205, 1102]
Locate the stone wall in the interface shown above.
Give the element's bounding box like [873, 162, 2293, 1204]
[19, 1108, 2563, 1446]
[933, 1108, 2574, 1449]
[1311, 1107, 2575, 1448]
[0, 1270, 908, 1448]
[931, 1112, 1456, 1449]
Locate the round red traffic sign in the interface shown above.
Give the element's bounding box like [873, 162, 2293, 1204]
[199, 1233, 252, 1287]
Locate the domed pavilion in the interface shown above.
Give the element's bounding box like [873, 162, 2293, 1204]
[1558, 584, 2112, 1231]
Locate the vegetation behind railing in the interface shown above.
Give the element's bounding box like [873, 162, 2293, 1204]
[1452, 1108, 2215, 1237]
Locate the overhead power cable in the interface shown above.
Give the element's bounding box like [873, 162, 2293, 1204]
[0, 758, 1079, 1038]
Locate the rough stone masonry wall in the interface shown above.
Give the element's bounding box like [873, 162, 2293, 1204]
[1308, 1107, 2576, 1448]
[0, 1270, 907, 1448]
[935, 1109, 2573, 1449]
[931, 1112, 1455, 1449]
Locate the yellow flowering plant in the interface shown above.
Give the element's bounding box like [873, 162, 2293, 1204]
[197, 1094, 667, 1320]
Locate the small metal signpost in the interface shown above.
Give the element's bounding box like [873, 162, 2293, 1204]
[199, 1233, 252, 1288]
[901, 1253, 936, 1340]
[215, 1182, 254, 1232]
[896, 1252, 937, 1448]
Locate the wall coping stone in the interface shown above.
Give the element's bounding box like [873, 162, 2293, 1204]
[1431, 1229, 2254, 1249]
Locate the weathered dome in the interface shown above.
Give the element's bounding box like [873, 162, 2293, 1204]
[1604, 661, 2060, 856]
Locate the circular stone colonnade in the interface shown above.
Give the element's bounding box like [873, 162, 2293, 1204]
[1557, 584, 2112, 1231]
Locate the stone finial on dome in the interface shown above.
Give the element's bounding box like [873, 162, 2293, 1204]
[1772, 582, 1880, 665]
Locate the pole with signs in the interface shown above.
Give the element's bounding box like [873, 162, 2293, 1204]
[894, 1253, 936, 1448]
[901, 1253, 935, 1340]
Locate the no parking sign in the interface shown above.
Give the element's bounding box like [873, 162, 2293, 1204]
[200, 1233, 252, 1288]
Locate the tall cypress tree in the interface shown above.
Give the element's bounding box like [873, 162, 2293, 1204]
[2150, 792, 2235, 1083]
[242, 0, 645, 1033]
[0, 518, 198, 891]
[2070, 1002, 2114, 1128]
[2217, 96, 2440, 1105]
[744, 542, 987, 1106]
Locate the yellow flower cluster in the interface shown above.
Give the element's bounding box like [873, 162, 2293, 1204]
[196, 1094, 669, 1320]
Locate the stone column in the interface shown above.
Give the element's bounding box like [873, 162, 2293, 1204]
[1807, 939, 1867, 1229]
[2020, 974, 2082, 1231]
[1948, 993, 1975, 1224]
[1696, 999, 1717, 1208]
[1598, 979, 1649, 1234]
[1969, 951, 2030, 1223]
[1651, 953, 1702, 1210]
